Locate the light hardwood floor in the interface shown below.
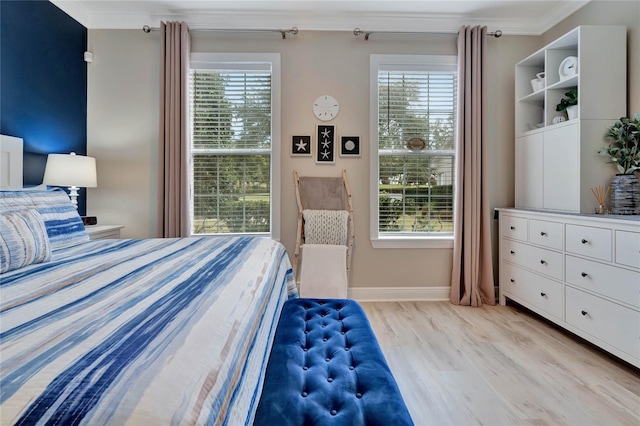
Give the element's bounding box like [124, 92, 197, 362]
[361, 301, 640, 426]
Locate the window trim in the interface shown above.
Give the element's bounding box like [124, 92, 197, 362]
[188, 52, 281, 240]
[369, 54, 456, 249]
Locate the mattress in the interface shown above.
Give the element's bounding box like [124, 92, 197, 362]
[0, 236, 296, 425]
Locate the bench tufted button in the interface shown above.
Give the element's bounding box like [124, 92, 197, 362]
[349, 365, 355, 370]
[327, 377, 333, 382]
[325, 357, 330, 362]
[322, 324, 326, 328]
[302, 391, 308, 397]
[303, 348, 308, 352]
[323, 338, 328, 342]
[356, 392, 362, 398]
[345, 347, 350, 351]
[303, 366, 308, 370]
[341, 331, 345, 335]
[330, 409, 337, 416]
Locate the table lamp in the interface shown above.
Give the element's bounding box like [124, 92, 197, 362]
[43, 152, 97, 209]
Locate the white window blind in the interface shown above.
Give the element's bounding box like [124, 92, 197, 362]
[370, 55, 457, 246]
[189, 54, 280, 236]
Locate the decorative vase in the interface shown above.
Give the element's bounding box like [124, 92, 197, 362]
[566, 105, 578, 120]
[610, 174, 640, 215]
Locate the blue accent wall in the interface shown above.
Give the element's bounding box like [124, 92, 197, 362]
[1, 0, 88, 215]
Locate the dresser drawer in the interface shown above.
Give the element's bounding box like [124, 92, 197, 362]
[529, 219, 563, 250]
[566, 255, 640, 309]
[565, 224, 612, 261]
[502, 240, 563, 280]
[501, 263, 563, 320]
[501, 215, 528, 242]
[616, 230, 640, 269]
[565, 286, 640, 359]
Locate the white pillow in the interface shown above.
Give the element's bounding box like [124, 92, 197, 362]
[0, 209, 52, 273]
[303, 209, 349, 245]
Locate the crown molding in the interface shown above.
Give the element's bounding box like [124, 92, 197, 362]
[536, 0, 591, 34]
[50, 0, 91, 27]
[50, 1, 591, 36]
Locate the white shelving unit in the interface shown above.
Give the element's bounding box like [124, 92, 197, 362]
[514, 26, 627, 213]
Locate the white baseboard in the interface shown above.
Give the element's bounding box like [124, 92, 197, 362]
[348, 286, 450, 302]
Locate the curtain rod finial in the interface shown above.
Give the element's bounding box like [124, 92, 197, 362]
[143, 25, 152, 33]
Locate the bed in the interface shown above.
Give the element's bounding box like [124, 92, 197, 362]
[0, 151, 297, 424]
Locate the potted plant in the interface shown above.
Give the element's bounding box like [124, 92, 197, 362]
[599, 113, 640, 214]
[555, 88, 578, 120]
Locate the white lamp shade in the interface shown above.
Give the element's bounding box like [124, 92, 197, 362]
[43, 153, 97, 188]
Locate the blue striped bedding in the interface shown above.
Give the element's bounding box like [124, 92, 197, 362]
[0, 236, 297, 425]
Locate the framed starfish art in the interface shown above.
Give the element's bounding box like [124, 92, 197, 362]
[291, 135, 311, 156]
[316, 125, 335, 164]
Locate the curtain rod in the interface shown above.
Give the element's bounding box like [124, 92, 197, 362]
[142, 25, 299, 39]
[353, 28, 502, 41]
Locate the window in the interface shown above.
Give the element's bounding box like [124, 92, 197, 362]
[189, 53, 280, 238]
[370, 55, 457, 248]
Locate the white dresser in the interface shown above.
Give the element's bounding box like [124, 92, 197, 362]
[498, 208, 640, 368]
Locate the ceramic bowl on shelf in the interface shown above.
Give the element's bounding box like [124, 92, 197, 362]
[527, 122, 545, 131]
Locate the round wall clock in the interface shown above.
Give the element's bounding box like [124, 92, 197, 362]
[313, 95, 339, 121]
[558, 56, 578, 80]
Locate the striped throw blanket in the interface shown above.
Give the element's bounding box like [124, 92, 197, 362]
[0, 236, 296, 425]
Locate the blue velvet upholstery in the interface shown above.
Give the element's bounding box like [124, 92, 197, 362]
[255, 299, 413, 426]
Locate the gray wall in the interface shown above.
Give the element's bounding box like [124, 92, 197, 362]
[87, 1, 635, 292]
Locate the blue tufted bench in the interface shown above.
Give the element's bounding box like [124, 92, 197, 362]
[255, 299, 413, 426]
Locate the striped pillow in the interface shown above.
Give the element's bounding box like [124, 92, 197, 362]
[0, 188, 89, 249]
[0, 209, 52, 273]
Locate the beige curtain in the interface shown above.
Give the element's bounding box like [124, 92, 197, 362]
[158, 21, 190, 238]
[450, 25, 495, 306]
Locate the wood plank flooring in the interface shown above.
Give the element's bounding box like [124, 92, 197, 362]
[361, 301, 640, 426]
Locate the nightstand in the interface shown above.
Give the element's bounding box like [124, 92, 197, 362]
[85, 225, 124, 240]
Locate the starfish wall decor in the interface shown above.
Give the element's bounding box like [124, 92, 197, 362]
[316, 125, 335, 164]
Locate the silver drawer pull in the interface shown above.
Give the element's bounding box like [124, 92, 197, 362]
[510, 226, 515, 230]
[581, 272, 588, 277]
[540, 231, 547, 236]
[581, 310, 588, 316]
[540, 292, 546, 297]
[581, 239, 588, 244]
[540, 259, 546, 265]
[510, 250, 515, 255]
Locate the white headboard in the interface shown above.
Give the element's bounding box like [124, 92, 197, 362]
[1, 134, 24, 189]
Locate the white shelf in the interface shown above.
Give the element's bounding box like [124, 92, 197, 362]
[548, 74, 578, 90]
[514, 25, 627, 213]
